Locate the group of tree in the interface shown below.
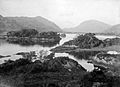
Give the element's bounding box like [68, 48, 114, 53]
[63, 33, 104, 49]
[7, 29, 60, 38]
[7, 29, 39, 37]
[6, 29, 61, 46]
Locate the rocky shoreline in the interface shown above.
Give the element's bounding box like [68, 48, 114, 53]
[0, 51, 120, 87]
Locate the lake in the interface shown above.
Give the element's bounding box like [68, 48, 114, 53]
[0, 33, 118, 71]
[0, 34, 77, 55]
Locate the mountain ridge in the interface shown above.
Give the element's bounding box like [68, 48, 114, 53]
[64, 20, 111, 33]
[0, 15, 62, 33]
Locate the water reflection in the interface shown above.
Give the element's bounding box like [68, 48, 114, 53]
[0, 43, 51, 55]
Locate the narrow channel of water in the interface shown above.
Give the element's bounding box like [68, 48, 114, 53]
[55, 53, 94, 71]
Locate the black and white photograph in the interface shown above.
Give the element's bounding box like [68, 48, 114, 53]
[0, 0, 120, 87]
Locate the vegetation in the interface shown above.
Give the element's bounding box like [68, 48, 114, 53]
[6, 29, 61, 46]
[67, 51, 101, 60]
[82, 66, 120, 87]
[104, 38, 120, 46]
[1, 31, 120, 87]
[63, 33, 104, 49]
[0, 51, 120, 87]
[0, 55, 87, 87]
[7, 29, 39, 37]
[60, 33, 66, 38]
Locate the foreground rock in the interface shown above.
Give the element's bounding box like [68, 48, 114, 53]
[82, 65, 120, 87]
[0, 57, 87, 87]
[0, 51, 120, 87]
[90, 52, 120, 76]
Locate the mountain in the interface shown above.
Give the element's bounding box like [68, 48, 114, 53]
[0, 15, 22, 33]
[64, 20, 111, 33]
[0, 15, 62, 33]
[105, 24, 120, 34]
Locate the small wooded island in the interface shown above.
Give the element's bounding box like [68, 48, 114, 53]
[6, 29, 61, 46]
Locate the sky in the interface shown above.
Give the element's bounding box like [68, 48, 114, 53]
[0, 0, 120, 28]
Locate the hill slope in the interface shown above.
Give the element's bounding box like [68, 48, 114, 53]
[105, 24, 120, 34]
[0, 15, 62, 33]
[64, 20, 111, 33]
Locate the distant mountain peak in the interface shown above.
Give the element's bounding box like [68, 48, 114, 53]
[64, 20, 111, 33]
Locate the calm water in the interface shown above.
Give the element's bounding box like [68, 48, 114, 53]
[0, 34, 117, 71]
[95, 35, 119, 40]
[0, 34, 76, 55]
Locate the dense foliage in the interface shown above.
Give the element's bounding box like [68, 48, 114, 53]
[7, 29, 39, 37]
[6, 29, 61, 46]
[104, 38, 120, 46]
[0, 56, 87, 87]
[0, 53, 120, 87]
[63, 33, 104, 48]
[82, 67, 120, 87]
[37, 31, 60, 39]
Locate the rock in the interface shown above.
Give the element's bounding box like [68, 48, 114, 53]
[0, 56, 87, 87]
[91, 52, 120, 76]
[82, 67, 120, 87]
[0, 53, 120, 87]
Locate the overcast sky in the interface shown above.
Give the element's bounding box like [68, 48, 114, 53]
[0, 0, 120, 28]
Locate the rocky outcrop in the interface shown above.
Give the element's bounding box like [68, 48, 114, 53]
[0, 56, 87, 87]
[0, 51, 120, 87]
[63, 33, 104, 49]
[91, 52, 120, 76]
[82, 66, 120, 87]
